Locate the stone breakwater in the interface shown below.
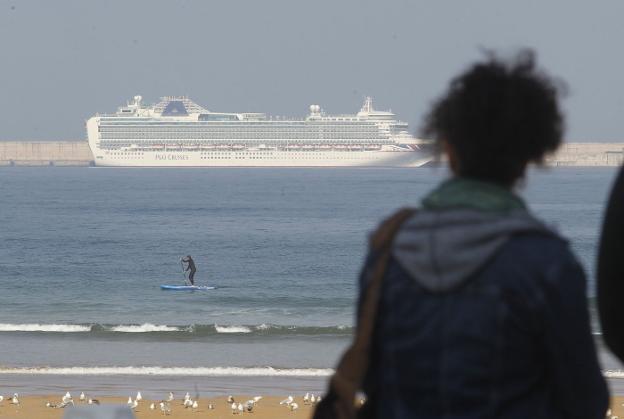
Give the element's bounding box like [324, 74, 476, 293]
[0, 141, 622, 167]
[0, 141, 93, 166]
[546, 143, 624, 167]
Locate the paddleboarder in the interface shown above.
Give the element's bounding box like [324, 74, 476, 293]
[181, 255, 197, 285]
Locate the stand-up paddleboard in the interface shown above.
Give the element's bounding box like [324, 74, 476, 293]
[160, 285, 216, 291]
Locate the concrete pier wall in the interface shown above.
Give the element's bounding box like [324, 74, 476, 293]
[0, 141, 622, 167]
[0, 141, 93, 166]
[547, 142, 624, 167]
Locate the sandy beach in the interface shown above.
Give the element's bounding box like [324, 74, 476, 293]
[1, 394, 623, 418]
[0, 395, 317, 419]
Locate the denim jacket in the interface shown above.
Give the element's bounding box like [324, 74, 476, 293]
[360, 178, 608, 418]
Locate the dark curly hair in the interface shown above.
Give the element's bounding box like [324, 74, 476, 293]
[422, 50, 565, 186]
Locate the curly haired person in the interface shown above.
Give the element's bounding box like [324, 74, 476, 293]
[357, 51, 608, 419]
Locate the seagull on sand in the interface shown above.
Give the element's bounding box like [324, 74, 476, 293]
[184, 398, 193, 408]
[167, 392, 174, 402]
[303, 393, 310, 404]
[88, 398, 100, 405]
[280, 395, 294, 406]
[290, 402, 299, 411]
[127, 396, 133, 405]
[149, 402, 155, 410]
[62, 392, 72, 404]
[245, 400, 254, 412]
[0, 395, 3, 403]
[253, 395, 262, 404]
[79, 392, 85, 402]
[131, 399, 139, 410]
[227, 395, 235, 404]
[11, 393, 19, 406]
[238, 403, 244, 414]
[192, 400, 198, 410]
[208, 403, 215, 410]
[311, 394, 316, 404]
[58, 400, 75, 408]
[160, 401, 171, 416]
[136, 391, 142, 402]
[231, 402, 238, 414]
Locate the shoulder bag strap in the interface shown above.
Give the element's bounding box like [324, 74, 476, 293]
[329, 207, 416, 419]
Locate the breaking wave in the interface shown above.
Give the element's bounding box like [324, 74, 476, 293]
[214, 325, 252, 334]
[603, 370, 624, 378]
[0, 366, 333, 377]
[0, 323, 91, 332]
[108, 324, 184, 333]
[0, 323, 353, 337]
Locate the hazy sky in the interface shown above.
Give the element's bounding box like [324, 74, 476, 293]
[1, 0, 622, 141]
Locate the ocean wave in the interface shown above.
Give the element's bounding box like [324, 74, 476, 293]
[0, 366, 333, 377]
[0, 322, 353, 337]
[215, 325, 252, 334]
[0, 323, 91, 332]
[108, 324, 184, 333]
[604, 370, 624, 378]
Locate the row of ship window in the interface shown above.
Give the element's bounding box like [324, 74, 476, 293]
[98, 129, 378, 133]
[103, 148, 380, 154]
[101, 136, 379, 140]
[100, 122, 376, 127]
[103, 151, 375, 158]
[100, 129, 377, 134]
[199, 154, 365, 160]
[99, 124, 377, 127]
[100, 131, 379, 134]
[101, 144, 391, 147]
[100, 139, 386, 145]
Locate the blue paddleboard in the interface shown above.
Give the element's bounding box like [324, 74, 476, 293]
[160, 285, 216, 291]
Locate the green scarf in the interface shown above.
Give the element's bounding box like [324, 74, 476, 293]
[422, 177, 526, 212]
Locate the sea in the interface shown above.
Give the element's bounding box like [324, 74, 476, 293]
[0, 166, 622, 397]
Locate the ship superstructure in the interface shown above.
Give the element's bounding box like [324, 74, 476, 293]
[87, 96, 431, 167]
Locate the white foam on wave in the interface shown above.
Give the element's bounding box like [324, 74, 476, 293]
[0, 366, 334, 377]
[0, 323, 91, 332]
[215, 325, 252, 334]
[108, 323, 183, 333]
[604, 370, 624, 378]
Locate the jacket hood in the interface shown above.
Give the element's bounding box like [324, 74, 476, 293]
[391, 178, 556, 293]
[392, 209, 554, 293]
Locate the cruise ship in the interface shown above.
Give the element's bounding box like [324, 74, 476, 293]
[87, 96, 432, 167]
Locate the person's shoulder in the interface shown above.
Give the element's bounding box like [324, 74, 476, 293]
[507, 229, 570, 256]
[503, 232, 583, 283]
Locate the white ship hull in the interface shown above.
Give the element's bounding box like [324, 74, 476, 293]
[87, 96, 433, 168]
[91, 149, 430, 167]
